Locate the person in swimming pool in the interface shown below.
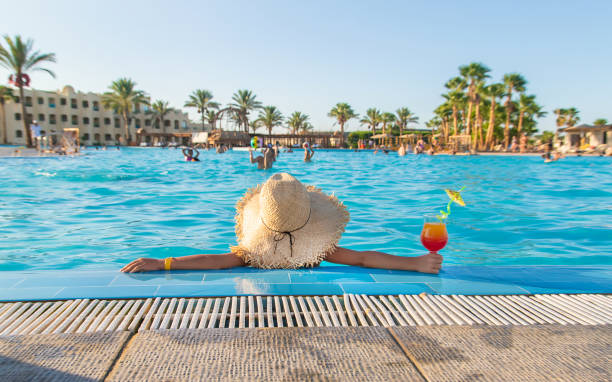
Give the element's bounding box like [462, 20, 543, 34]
[249, 147, 275, 169]
[303, 142, 315, 162]
[122, 173, 443, 274]
[182, 147, 200, 161]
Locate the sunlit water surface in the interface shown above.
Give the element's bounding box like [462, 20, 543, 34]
[1, 148, 611, 271]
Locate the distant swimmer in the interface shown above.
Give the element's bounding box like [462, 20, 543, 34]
[397, 144, 406, 156]
[303, 142, 315, 162]
[216, 144, 228, 154]
[183, 147, 200, 162]
[250, 147, 275, 169]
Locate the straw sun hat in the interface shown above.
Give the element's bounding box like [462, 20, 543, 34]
[231, 173, 350, 269]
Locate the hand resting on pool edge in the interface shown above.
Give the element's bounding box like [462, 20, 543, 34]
[121, 249, 443, 274]
[121, 173, 444, 274]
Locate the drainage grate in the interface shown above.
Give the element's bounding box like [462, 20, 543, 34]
[0, 294, 610, 336]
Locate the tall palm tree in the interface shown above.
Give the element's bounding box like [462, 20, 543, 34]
[101, 78, 148, 144]
[395, 107, 419, 137]
[564, 107, 580, 128]
[230, 89, 262, 132]
[502, 73, 527, 149]
[380, 112, 396, 135]
[459, 62, 490, 138]
[147, 100, 173, 133]
[0, 86, 16, 144]
[249, 119, 262, 134]
[184, 89, 219, 130]
[360, 108, 381, 133]
[257, 106, 284, 136]
[0, 35, 56, 147]
[287, 111, 309, 134]
[328, 102, 358, 146]
[593, 118, 608, 127]
[434, 103, 452, 143]
[442, 91, 466, 136]
[483, 83, 505, 150]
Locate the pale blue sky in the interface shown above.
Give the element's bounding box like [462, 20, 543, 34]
[2, 0, 611, 133]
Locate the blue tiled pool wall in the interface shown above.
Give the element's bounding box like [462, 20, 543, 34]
[1, 265, 610, 301]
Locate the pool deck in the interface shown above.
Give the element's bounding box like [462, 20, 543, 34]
[1, 265, 610, 301]
[1, 266, 610, 380]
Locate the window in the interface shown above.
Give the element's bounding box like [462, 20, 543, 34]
[61, 114, 68, 122]
[135, 119, 141, 129]
[145, 135, 151, 143]
[38, 114, 45, 122]
[145, 119, 151, 126]
[60, 98, 67, 106]
[134, 105, 141, 113]
[105, 134, 112, 141]
[94, 133, 101, 142]
[174, 120, 179, 130]
[15, 113, 21, 121]
[16, 130, 23, 138]
[82, 100, 89, 108]
[114, 118, 120, 128]
[26, 113, 33, 123]
[48, 97, 56, 108]
[82, 133, 90, 140]
[40, 130, 46, 135]
[37, 97, 44, 105]
[49, 115, 57, 125]
[93, 117, 100, 127]
[93, 101, 99, 111]
[182, 121, 187, 129]
[83, 117, 90, 125]
[165, 120, 171, 127]
[154, 120, 160, 129]
[25, 96, 33, 106]
[72, 115, 78, 125]
[15, 97, 20, 104]
[71, 99, 77, 109]
[104, 118, 111, 125]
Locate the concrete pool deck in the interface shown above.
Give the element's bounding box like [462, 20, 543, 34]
[1, 265, 610, 301]
[1, 324, 609, 381]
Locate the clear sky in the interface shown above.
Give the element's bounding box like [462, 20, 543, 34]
[2, 0, 611, 133]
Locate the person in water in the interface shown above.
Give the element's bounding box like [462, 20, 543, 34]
[249, 147, 275, 169]
[303, 142, 315, 162]
[182, 147, 200, 161]
[122, 173, 443, 274]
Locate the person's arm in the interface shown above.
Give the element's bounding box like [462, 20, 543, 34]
[325, 247, 443, 274]
[121, 252, 245, 273]
[182, 148, 188, 156]
[249, 150, 256, 163]
[194, 148, 200, 158]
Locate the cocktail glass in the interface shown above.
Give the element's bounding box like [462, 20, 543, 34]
[420, 215, 448, 254]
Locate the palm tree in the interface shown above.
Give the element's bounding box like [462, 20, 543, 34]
[593, 118, 608, 127]
[249, 119, 262, 134]
[300, 122, 314, 135]
[257, 106, 284, 136]
[147, 100, 173, 133]
[328, 102, 358, 146]
[395, 107, 418, 137]
[360, 108, 381, 133]
[205, 110, 218, 130]
[287, 111, 309, 134]
[434, 103, 452, 143]
[483, 83, 505, 150]
[442, 91, 466, 136]
[101, 78, 148, 144]
[184, 89, 219, 130]
[459, 63, 490, 138]
[0, 35, 56, 147]
[502, 73, 527, 149]
[230, 89, 262, 132]
[517, 94, 536, 137]
[380, 112, 396, 135]
[564, 108, 580, 127]
[0, 86, 16, 144]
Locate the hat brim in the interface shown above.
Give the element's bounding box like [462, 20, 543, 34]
[231, 184, 350, 269]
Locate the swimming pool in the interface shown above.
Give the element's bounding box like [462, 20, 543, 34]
[1, 147, 611, 273]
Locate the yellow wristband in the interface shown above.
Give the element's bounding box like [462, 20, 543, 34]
[164, 257, 173, 271]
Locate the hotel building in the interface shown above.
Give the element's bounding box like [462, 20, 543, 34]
[0, 85, 205, 145]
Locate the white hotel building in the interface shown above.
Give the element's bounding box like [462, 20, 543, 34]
[1, 85, 204, 145]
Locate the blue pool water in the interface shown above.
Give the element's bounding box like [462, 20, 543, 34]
[1, 147, 611, 273]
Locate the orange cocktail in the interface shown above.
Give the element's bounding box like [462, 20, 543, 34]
[420, 216, 448, 253]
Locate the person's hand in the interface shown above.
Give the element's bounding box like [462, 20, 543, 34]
[121, 258, 163, 273]
[414, 252, 443, 274]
